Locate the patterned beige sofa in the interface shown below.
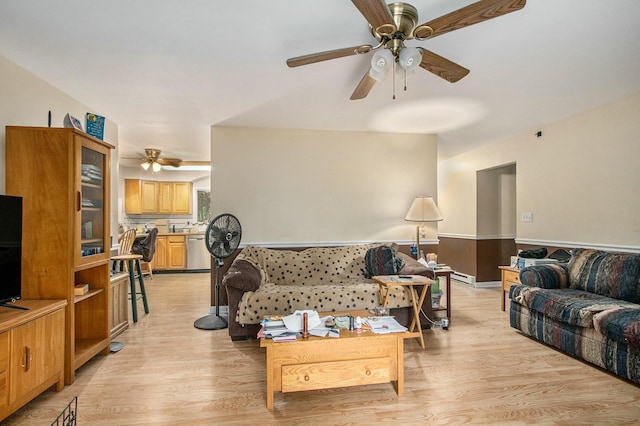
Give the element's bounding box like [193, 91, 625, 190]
[224, 243, 433, 340]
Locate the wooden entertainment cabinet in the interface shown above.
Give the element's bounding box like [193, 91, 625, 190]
[0, 300, 66, 421]
[6, 126, 114, 385]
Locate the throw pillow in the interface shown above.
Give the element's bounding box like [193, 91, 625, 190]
[364, 245, 405, 278]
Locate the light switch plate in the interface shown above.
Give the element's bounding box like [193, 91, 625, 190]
[521, 212, 533, 222]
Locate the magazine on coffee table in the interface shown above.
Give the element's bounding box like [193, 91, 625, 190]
[366, 316, 407, 334]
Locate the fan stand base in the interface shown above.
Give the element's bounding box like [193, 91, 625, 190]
[193, 314, 228, 330]
[110, 341, 125, 352]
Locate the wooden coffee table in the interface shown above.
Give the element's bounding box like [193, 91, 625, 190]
[260, 310, 409, 409]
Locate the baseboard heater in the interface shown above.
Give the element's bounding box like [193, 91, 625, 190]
[451, 271, 476, 286]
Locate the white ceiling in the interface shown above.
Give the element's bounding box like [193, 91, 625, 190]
[1, 1, 639, 162]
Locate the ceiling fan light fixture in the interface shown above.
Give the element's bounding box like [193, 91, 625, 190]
[141, 161, 151, 170]
[370, 49, 393, 73]
[369, 67, 387, 82]
[399, 47, 421, 71]
[152, 162, 162, 172]
[395, 65, 416, 80]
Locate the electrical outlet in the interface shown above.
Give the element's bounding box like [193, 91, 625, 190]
[521, 212, 533, 222]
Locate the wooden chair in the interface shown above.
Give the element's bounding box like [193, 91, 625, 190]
[132, 228, 159, 280]
[111, 229, 149, 323]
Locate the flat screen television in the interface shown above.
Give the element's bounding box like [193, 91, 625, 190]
[0, 194, 25, 310]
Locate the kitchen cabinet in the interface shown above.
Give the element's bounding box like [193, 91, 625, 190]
[0, 300, 66, 421]
[125, 179, 192, 215]
[168, 235, 187, 269]
[172, 182, 192, 214]
[153, 235, 168, 270]
[157, 182, 173, 214]
[124, 179, 158, 214]
[141, 181, 159, 213]
[6, 126, 113, 385]
[152, 234, 187, 270]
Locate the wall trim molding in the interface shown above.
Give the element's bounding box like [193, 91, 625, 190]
[438, 235, 639, 253]
[515, 238, 640, 254]
[439, 233, 515, 240]
[239, 239, 440, 249]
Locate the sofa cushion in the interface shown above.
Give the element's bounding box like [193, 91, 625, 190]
[519, 263, 570, 289]
[593, 308, 640, 348]
[568, 248, 640, 303]
[364, 245, 405, 278]
[236, 281, 413, 325]
[511, 285, 639, 328]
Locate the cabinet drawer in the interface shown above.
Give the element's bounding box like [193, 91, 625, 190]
[281, 357, 390, 392]
[503, 269, 521, 284]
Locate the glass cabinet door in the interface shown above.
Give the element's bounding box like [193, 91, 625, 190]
[76, 139, 110, 266]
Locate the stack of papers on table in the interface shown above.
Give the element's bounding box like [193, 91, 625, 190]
[260, 310, 327, 340]
[261, 320, 298, 340]
[366, 317, 407, 334]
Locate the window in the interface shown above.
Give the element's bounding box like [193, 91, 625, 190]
[197, 190, 211, 223]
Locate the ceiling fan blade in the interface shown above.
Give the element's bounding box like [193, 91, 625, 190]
[286, 45, 372, 68]
[157, 158, 182, 167]
[351, 0, 396, 35]
[415, 0, 526, 39]
[350, 69, 377, 100]
[418, 48, 470, 83]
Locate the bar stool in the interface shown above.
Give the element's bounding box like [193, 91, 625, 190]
[112, 229, 149, 323]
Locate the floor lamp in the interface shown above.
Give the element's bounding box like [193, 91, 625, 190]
[405, 196, 443, 259]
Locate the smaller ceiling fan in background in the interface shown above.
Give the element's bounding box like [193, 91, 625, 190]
[286, 0, 526, 100]
[122, 148, 210, 172]
[139, 148, 182, 172]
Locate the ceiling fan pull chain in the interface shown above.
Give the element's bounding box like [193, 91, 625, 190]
[403, 68, 407, 92]
[392, 60, 396, 100]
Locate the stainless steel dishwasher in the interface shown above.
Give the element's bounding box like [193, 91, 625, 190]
[186, 234, 211, 270]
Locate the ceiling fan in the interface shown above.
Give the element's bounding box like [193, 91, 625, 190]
[286, 0, 526, 100]
[139, 148, 182, 171]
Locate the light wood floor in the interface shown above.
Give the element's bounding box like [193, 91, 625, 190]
[5, 273, 640, 425]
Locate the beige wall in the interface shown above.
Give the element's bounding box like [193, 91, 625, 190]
[439, 92, 640, 251]
[211, 127, 438, 245]
[0, 54, 120, 243]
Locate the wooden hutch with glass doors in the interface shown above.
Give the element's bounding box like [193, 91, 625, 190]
[5, 126, 114, 385]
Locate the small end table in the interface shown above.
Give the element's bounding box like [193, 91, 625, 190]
[499, 266, 521, 311]
[433, 269, 453, 320]
[372, 275, 433, 349]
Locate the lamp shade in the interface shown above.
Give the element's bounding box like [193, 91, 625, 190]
[141, 161, 151, 170]
[152, 162, 162, 172]
[405, 196, 443, 222]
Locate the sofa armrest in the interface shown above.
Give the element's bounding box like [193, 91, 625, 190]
[222, 259, 262, 293]
[397, 252, 435, 279]
[519, 263, 569, 289]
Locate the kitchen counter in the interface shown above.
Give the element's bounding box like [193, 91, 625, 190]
[119, 231, 205, 239]
[158, 231, 205, 236]
[117, 231, 208, 271]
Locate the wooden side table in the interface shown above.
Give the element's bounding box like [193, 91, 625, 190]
[433, 269, 453, 320]
[372, 275, 433, 349]
[499, 266, 521, 311]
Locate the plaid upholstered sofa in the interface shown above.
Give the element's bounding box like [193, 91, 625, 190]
[510, 248, 640, 384]
[223, 243, 433, 340]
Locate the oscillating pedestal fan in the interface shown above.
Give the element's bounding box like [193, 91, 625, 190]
[193, 213, 242, 330]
